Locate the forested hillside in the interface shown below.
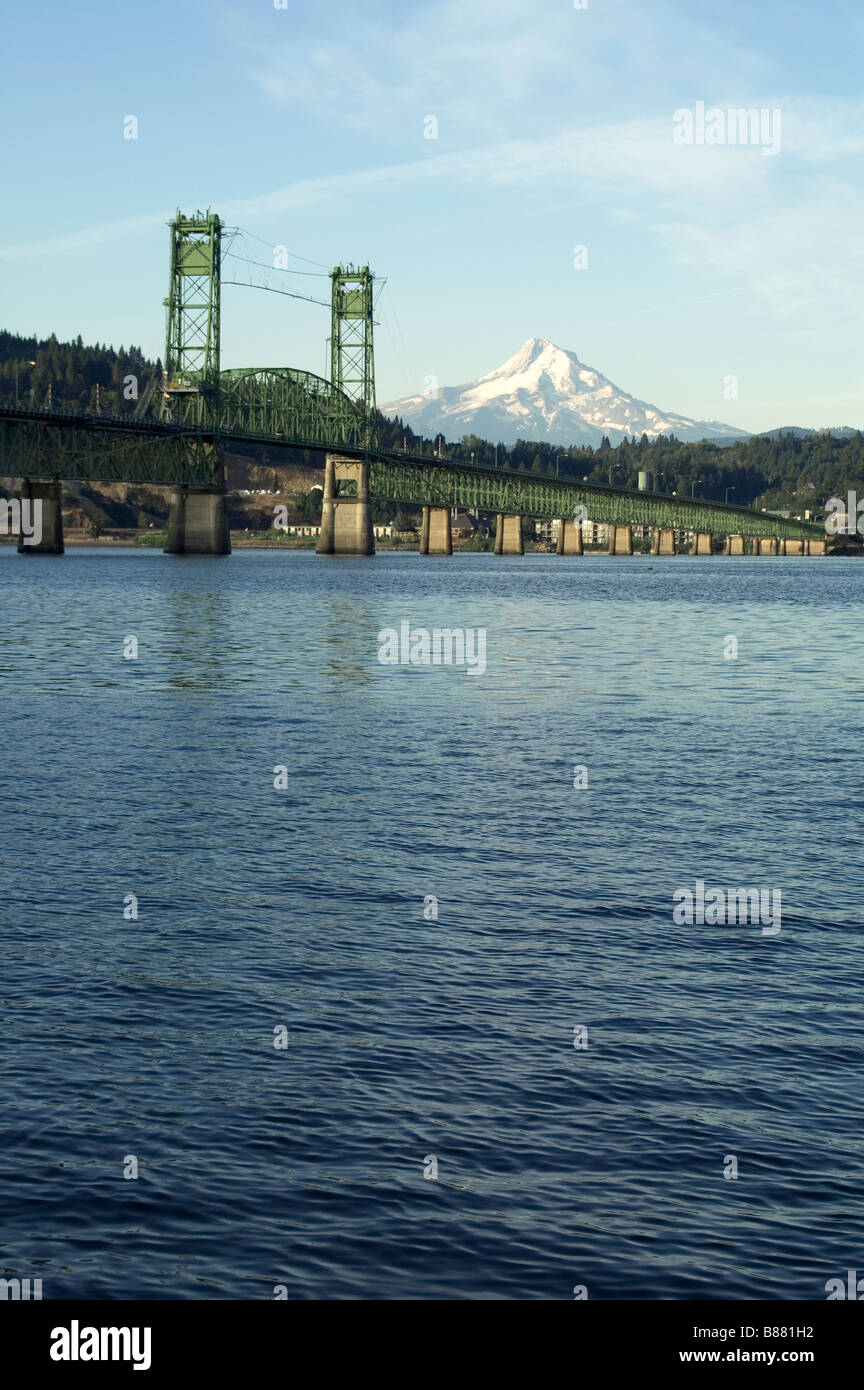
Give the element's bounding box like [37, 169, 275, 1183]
[0, 330, 157, 415]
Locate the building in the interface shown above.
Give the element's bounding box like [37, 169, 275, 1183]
[451, 510, 489, 537]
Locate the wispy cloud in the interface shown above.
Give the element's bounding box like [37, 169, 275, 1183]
[4, 94, 863, 354]
[227, 0, 773, 141]
[0, 111, 778, 261]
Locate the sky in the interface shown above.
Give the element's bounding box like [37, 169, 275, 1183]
[2, 0, 863, 432]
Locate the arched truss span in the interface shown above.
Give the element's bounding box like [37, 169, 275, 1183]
[218, 367, 370, 449]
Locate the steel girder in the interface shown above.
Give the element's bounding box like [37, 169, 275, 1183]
[0, 404, 826, 539]
[0, 407, 215, 486]
[369, 457, 824, 540]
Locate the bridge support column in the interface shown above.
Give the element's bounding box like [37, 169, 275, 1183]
[608, 525, 633, 555]
[784, 538, 806, 555]
[18, 479, 64, 554]
[164, 486, 230, 554]
[317, 454, 374, 556]
[494, 514, 524, 555]
[755, 537, 778, 556]
[556, 518, 583, 554]
[419, 505, 452, 555]
[692, 532, 712, 555]
[808, 538, 826, 555]
[725, 534, 745, 555]
[657, 528, 676, 555]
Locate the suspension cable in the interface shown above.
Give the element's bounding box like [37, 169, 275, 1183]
[219, 279, 331, 310]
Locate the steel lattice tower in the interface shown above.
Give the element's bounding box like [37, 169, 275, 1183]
[330, 265, 375, 433]
[163, 211, 222, 427]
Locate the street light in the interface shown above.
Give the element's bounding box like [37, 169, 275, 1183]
[690, 477, 703, 498]
[556, 454, 566, 478]
[725, 486, 735, 504]
[15, 359, 36, 406]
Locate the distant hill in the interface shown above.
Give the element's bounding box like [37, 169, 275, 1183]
[755, 425, 860, 441]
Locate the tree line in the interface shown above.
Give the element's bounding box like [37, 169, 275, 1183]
[0, 330, 157, 415]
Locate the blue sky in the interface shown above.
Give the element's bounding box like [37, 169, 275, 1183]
[2, 0, 863, 431]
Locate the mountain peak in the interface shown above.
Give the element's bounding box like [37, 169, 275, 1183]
[382, 341, 746, 448]
[499, 337, 576, 371]
[521, 336, 557, 353]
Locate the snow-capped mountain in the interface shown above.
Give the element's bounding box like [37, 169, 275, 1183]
[382, 338, 746, 447]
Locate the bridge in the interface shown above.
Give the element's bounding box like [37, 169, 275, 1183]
[0, 209, 826, 557]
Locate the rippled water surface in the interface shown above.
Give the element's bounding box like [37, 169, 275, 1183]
[2, 547, 863, 1299]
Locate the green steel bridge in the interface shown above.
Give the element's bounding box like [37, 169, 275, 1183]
[0, 209, 823, 544]
[0, 396, 823, 541]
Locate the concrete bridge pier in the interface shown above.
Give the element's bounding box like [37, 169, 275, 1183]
[419, 505, 452, 555]
[494, 514, 524, 555]
[164, 440, 230, 555]
[608, 525, 633, 555]
[165, 486, 230, 554]
[556, 518, 583, 554]
[18, 478, 64, 554]
[656, 528, 676, 555]
[317, 454, 374, 556]
[692, 532, 712, 555]
[755, 537, 778, 556]
[783, 538, 806, 555]
[808, 538, 826, 555]
[725, 535, 745, 555]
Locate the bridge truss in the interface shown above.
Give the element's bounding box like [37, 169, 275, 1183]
[369, 457, 823, 540]
[0, 401, 822, 540]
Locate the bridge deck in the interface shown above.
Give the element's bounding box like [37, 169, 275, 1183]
[0, 401, 823, 540]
